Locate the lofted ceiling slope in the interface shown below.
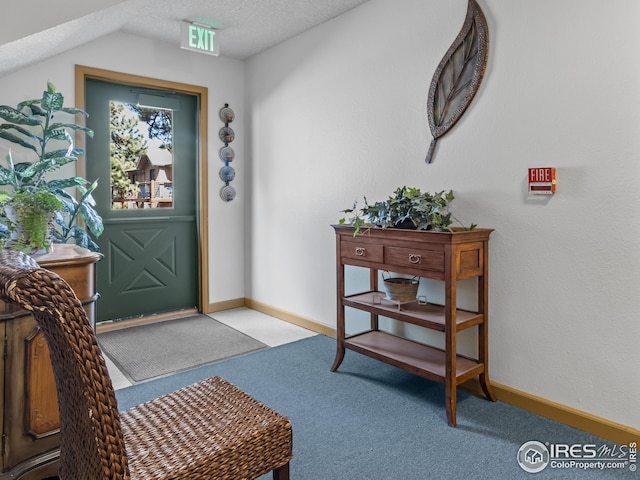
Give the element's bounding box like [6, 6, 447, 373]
[0, 0, 371, 77]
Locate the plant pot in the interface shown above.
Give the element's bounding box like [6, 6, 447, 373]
[394, 219, 417, 229]
[4, 204, 56, 254]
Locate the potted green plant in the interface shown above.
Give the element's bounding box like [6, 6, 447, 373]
[339, 186, 476, 235]
[0, 185, 62, 252]
[0, 82, 103, 253]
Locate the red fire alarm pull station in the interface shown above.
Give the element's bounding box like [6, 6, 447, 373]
[528, 167, 556, 194]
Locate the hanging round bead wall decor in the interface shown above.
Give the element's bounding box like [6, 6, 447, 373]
[218, 103, 236, 202]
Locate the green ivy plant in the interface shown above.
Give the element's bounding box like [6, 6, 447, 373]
[0, 82, 103, 252]
[339, 186, 476, 236]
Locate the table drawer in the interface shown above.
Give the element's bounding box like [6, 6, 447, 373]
[341, 240, 384, 263]
[385, 246, 444, 272]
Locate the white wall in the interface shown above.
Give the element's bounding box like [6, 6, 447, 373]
[0, 32, 247, 304]
[246, 0, 640, 430]
[1, 0, 637, 432]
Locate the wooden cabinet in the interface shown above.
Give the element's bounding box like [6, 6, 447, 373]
[0, 245, 102, 480]
[331, 225, 495, 427]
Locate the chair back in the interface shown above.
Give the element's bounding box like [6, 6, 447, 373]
[0, 250, 130, 479]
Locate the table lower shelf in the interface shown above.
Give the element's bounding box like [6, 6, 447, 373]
[343, 330, 484, 385]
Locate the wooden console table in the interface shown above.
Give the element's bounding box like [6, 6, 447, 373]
[0, 244, 102, 480]
[331, 225, 495, 426]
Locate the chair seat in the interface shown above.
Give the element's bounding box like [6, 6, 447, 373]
[120, 376, 292, 480]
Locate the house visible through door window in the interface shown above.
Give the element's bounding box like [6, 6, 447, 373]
[110, 101, 174, 209]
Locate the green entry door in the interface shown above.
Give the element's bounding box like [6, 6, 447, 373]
[85, 79, 199, 322]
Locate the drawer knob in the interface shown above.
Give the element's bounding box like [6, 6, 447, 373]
[409, 254, 421, 264]
[355, 247, 366, 256]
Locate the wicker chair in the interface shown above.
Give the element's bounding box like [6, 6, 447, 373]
[0, 250, 292, 480]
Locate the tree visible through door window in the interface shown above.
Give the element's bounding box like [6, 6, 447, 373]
[109, 101, 174, 209]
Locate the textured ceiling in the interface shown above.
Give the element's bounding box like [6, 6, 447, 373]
[0, 0, 371, 77]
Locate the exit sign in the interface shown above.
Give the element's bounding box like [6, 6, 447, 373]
[528, 167, 556, 194]
[180, 21, 219, 56]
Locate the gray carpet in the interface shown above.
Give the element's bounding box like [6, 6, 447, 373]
[98, 314, 266, 382]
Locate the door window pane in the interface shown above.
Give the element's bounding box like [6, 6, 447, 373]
[109, 101, 174, 209]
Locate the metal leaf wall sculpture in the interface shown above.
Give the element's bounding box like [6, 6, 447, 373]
[425, 0, 489, 163]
